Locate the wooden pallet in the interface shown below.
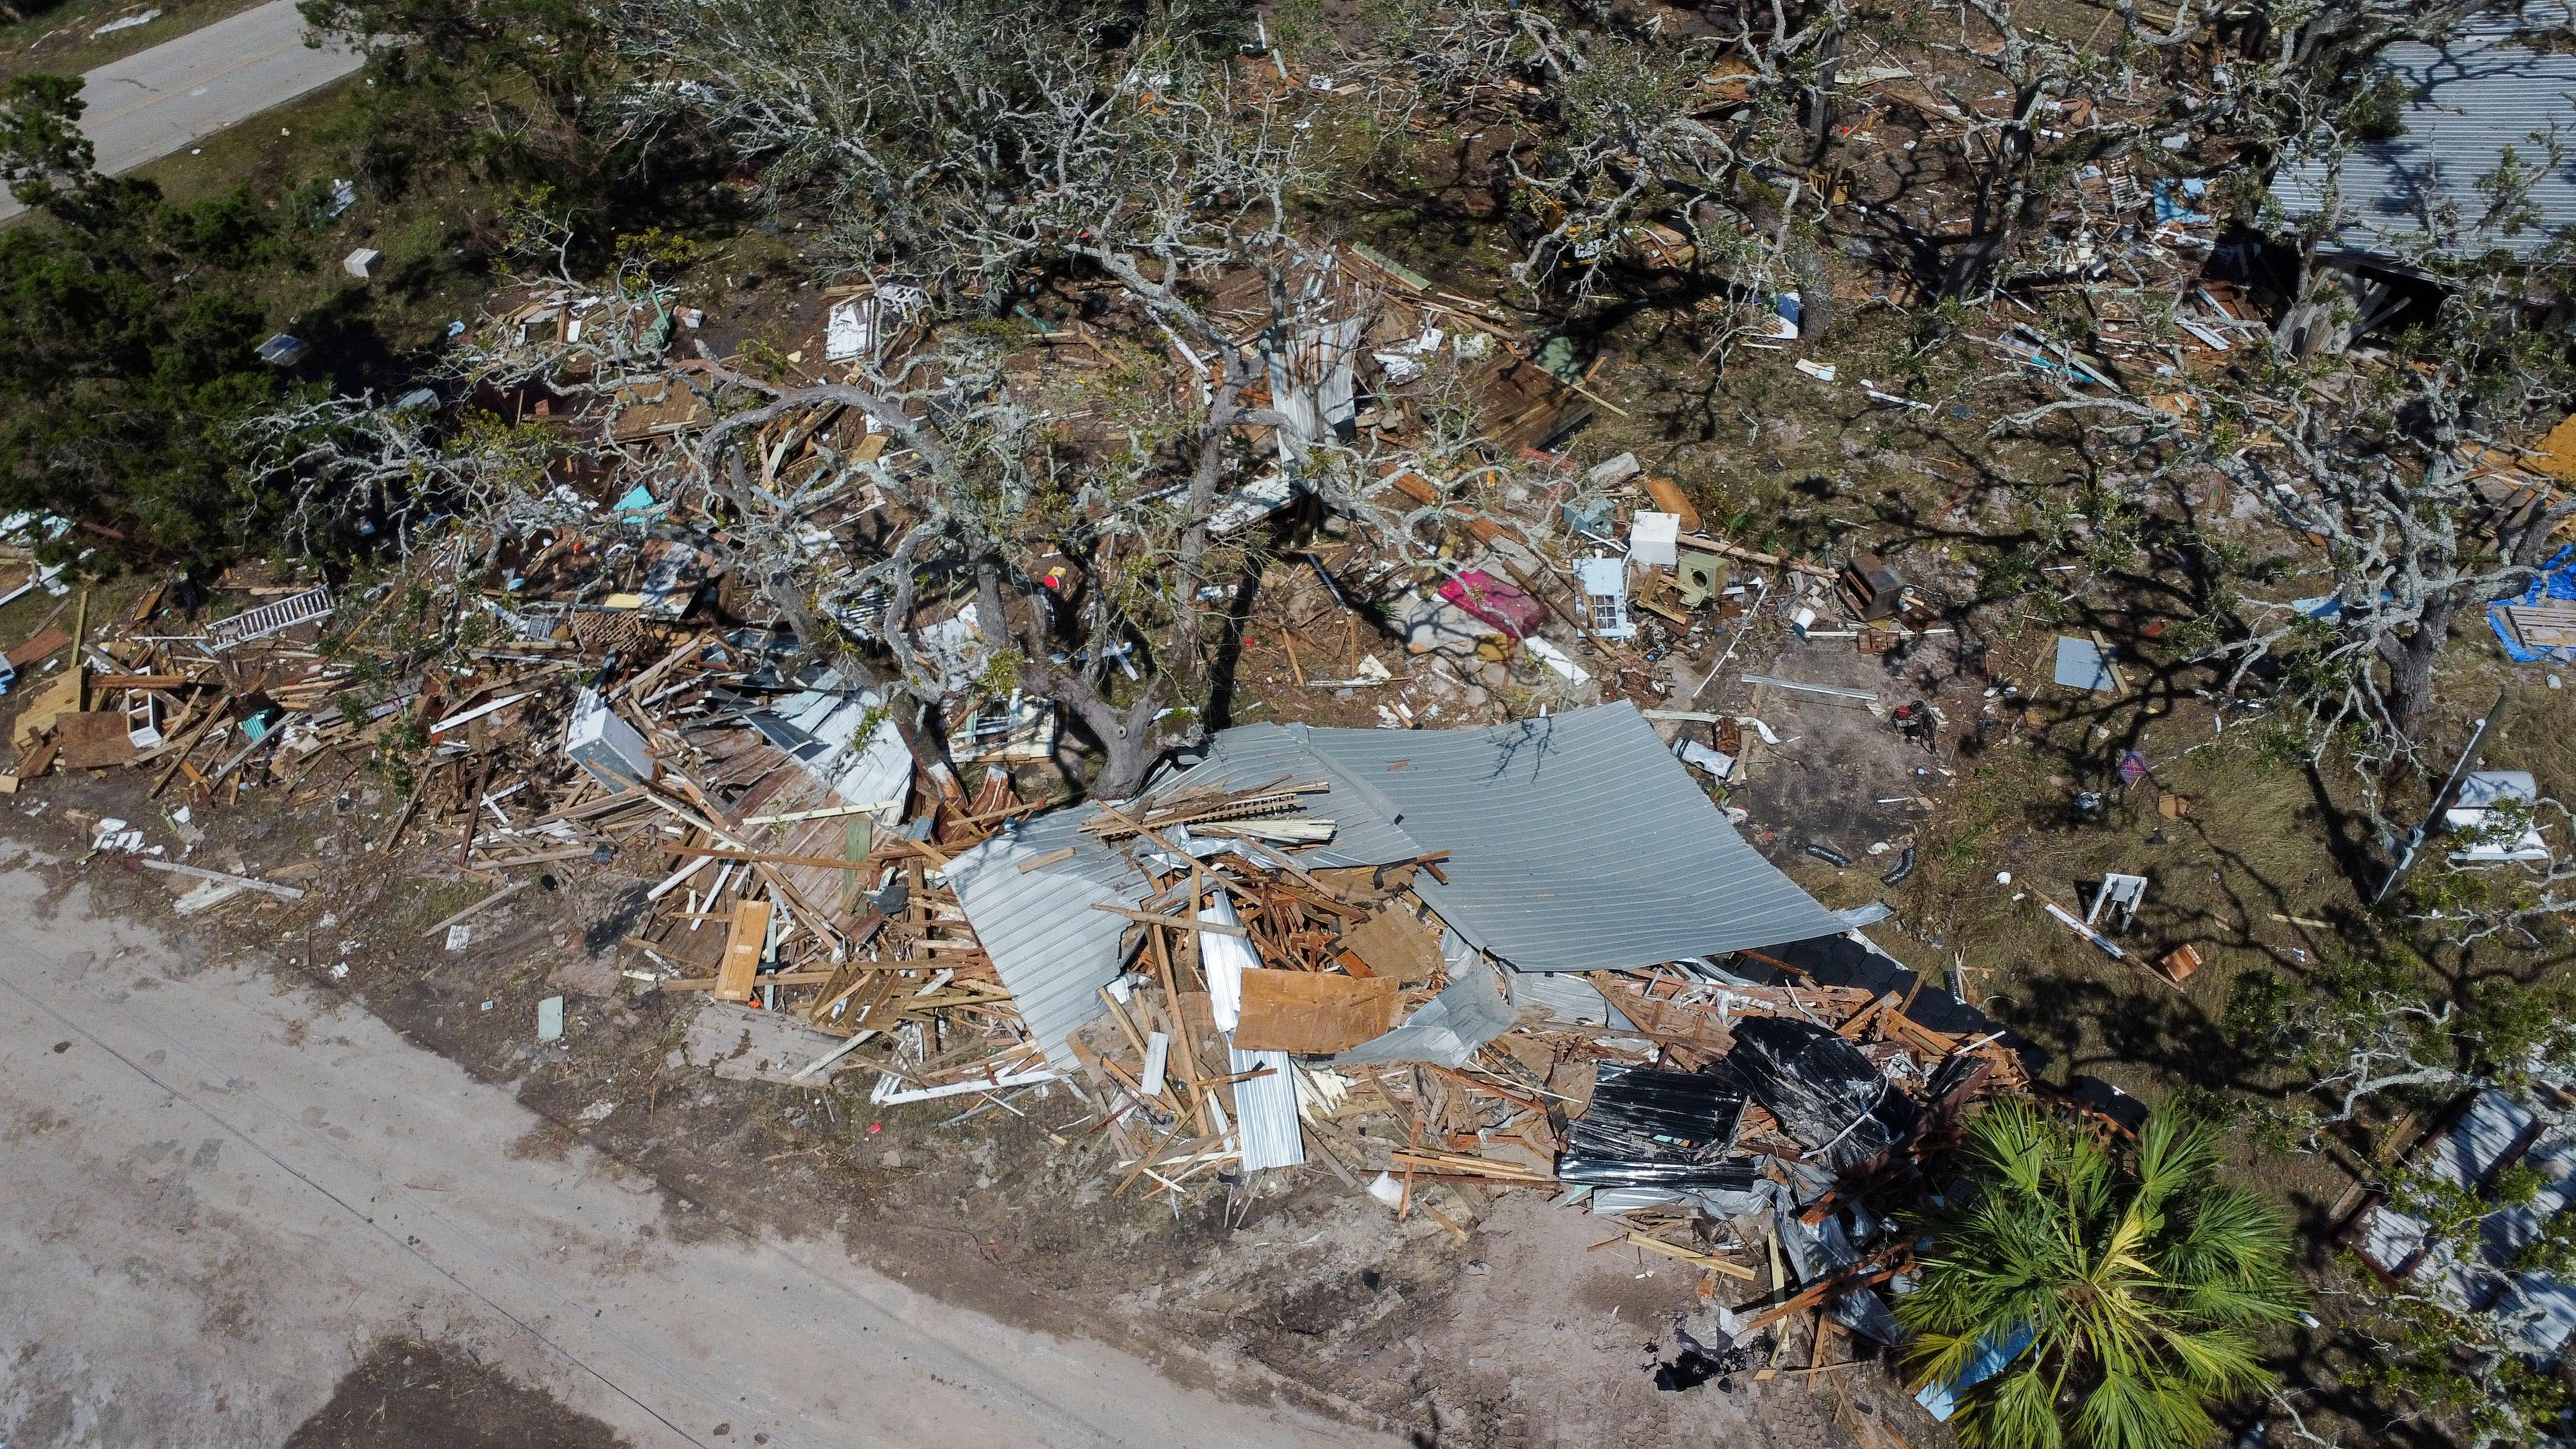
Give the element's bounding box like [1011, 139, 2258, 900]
[2502, 602, 2576, 651]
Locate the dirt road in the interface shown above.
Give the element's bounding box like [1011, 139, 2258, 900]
[0, 0, 361, 223]
[0, 859, 1387, 1448]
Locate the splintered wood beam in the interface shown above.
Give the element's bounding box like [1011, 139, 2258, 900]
[1090, 904, 1248, 937]
[661, 969, 837, 992]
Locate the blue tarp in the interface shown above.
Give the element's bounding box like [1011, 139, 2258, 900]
[1915, 1323, 2037, 1421]
[2490, 546, 2576, 663]
[2151, 178, 2213, 226]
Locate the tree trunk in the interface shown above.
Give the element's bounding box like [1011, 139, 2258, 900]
[1026, 658, 1167, 799]
[977, 561, 1179, 800]
[2379, 602, 2453, 747]
[1089, 698, 1162, 800]
[1803, 31, 1845, 166]
[1942, 85, 2042, 297]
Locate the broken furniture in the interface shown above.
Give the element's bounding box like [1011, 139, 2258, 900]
[1574, 556, 1635, 639]
[1835, 553, 1906, 622]
[566, 686, 655, 788]
[1628, 511, 1681, 569]
[2086, 873, 2149, 930]
[1674, 549, 1728, 608]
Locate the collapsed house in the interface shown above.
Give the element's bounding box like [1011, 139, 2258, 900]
[2349, 1089, 2576, 1355]
[910, 700, 2037, 1332]
[951, 701, 1862, 1075]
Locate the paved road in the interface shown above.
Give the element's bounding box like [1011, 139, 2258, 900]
[0, 863, 1384, 1448]
[0, 0, 362, 222]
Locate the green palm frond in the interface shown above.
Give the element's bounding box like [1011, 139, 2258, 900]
[1979, 1363, 2070, 1449]
[1900, 1104, 2306, 1449]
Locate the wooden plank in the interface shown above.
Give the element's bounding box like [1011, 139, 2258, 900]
[6, 627, 70, 670]
[662, 845, 903, 871]
[715, 899, 773, 1002]
[1233, 969, 1401, 1054]
[1610, 1231, 1759, 1280]
[422, 879, 531, 936]
[1090, 903, 1248, 936]
[1387, 1148, 1554, 1181]
[661, 968, 836, 992]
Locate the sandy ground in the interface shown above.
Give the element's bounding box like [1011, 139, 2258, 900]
[0, 859, 1391, 1449]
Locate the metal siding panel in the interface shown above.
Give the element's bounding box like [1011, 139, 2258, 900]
[1334, 963, 1514, 1066]
[947, 831, 1143, 1069]
[1228, 1045, 1306, 1170]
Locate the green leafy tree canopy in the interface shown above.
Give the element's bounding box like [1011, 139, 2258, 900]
[0, 74, 286, 564]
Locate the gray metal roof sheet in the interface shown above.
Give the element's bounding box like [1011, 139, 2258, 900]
[959, 701, 1841, 1065]
[2269, 32, 2576, 262]
[1182, 729, 1426, 867]
[1248, 703, 1845, 971]
[943, 814, 1148, 1070]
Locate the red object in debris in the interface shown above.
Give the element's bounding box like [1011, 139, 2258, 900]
[1438, 572, 1547, 639]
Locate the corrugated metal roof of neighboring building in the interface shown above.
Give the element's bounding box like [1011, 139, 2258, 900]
[2269, 28, 2576, 263]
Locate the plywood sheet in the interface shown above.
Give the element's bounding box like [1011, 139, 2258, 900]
[1233, 969, 1400, 1055]
[1338, 904, 1442, 985]
[681, 999, 853, 1084]
[11, 667, 80, 749]
[53, 710, 138, 769]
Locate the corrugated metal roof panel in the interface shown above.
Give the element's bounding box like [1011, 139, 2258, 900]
[944, 822, 1146, 1070]
[2269, 34, 2576, 262]
[1229, 1044, 1306, 1171]
[2426, 1089, 2538, 1187]
[1265, 702, 1845, 970]
[1183, 728, 1425, 867]
[959, 701, 1839, 1061]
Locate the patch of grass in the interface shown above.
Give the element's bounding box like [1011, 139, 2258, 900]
[127, 80, 505, 372]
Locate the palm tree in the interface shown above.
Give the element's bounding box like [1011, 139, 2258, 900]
[1898, 1102, 2305, 1449]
